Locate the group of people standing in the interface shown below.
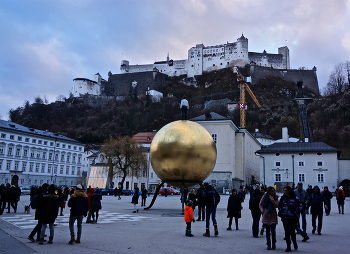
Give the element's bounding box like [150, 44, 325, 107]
[183, 182, 346, 252]
[27, 183, 98, 245]
[0, 183, 21, 214]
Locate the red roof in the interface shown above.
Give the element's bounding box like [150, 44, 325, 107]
[132, 132, 157, 144]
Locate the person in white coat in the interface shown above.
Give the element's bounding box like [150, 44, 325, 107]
[180, 96, 189, 120]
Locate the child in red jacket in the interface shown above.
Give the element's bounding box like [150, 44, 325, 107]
[184, 199, 195, 237]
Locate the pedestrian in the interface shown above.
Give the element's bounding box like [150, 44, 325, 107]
[260, 186, 279, 250]
[91, 188, 102, 223]
[141, 187, 147, 206]
[184, 199, 195, 237]
[307, 185, 328, 235]
[0, 184, 7, 215]
[249, 188, 262, 238]
[279, 186, 302, 252]
[118, 186, 122, 200]
[188, 189, 196, 212]
[38, 184, 59, 245]
[86, 187, 94, 223]
[131, 187, 139, 213]
[57, 188, 65, 216]
[180, 95, 189, 120]
[7, 185, 18, 213]
[28, 183, 49, 242]
[294, 182, 310, 242]
[306, 185, 313, 214]
[336, 186, 345, 214]
[195, 185, 205, 221]
[202, 185, 220, 237]
[321, 186, 333, 215]
[259, 187, 266, 235]
[68, 184, 89, 244]
[226, 189, 242, 230]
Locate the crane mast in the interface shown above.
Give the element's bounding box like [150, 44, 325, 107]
[232, 67, 261, 128]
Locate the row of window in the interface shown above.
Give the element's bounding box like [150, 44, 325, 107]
[276, 152, 323, 157]
[0, 147, 82, 163]
[275, 161, 324, 167]
[0, 133, 82, 151]
[0, 160, 80, 176]
[275, 173, 325, 183]
[203, 48, 224, 54]
[14, 178, 77, 186]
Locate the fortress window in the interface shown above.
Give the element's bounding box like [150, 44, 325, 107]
[213, 64, 215, 67]
[191, 65, 193, 67]
[220, 63, 222, 65]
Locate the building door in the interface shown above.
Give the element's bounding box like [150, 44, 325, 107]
[11, 175, 19, 186]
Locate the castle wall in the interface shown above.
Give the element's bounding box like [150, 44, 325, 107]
[105, 71, 167, 97]
[249, 65, 320, 95]
[73, 79, 100, 97]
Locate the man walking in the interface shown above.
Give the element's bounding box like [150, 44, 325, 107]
[196, 185, 205, 221]
[202, 185, 220, 237]
[141, 187, 147, 207]
[68, 184, 89, 244]
[180, 95, 189, 120]
[294, 182, 309, 242]
[307, 185, 328, 235]
[322, 186, 333, 215]
[336, 186, 345, 214]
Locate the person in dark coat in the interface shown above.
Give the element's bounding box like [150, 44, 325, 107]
[306, 185, 313, 214]
[131, 187, 139, 213]
[196, 185, 205, 221]
[279, 186, 302, 252]
[0, 184, 7, 215]
[294, 182, 310, 242]
[321, 186, 332, 215]
[28, 183, 49, 242]
[39, 184, 59, 244]
[307, 185, 328, 235]
[91, 188, 102, 223]
[227, 189, 242, 230]
[68, 184, 89, 244]
[141, 187, 148, 206]
[57, 189, 65, 216]
[202, 185, 220, 237]
[249, 188, 262, 238]
[337, 186, 345, 214]
[7, 185, 18, 213]
[188, 189, 197, 212]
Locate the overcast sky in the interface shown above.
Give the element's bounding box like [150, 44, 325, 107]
[1, 0, 350, 120]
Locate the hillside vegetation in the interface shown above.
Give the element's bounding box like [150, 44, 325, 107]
[8, 67, 350, 158]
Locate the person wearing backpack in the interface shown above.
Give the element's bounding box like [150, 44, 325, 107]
[249, 188, 262, 238]
[202, 184, 220, 237]
[28, 183, 49, 242]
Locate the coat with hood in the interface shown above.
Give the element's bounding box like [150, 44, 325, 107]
[40, 193, 59, 224]
[68, 189, 89, 216]
[259, 192, 279, 225]
[91, 189, 102, 212]
[308, 189, 328, 214]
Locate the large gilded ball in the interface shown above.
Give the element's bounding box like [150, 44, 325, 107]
[150, 120, 217, 188]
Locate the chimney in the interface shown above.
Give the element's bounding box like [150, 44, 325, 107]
[282, 127, 289, 142]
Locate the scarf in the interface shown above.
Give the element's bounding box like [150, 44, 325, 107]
[263, 193, 274, 214]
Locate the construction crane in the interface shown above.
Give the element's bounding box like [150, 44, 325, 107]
[232, 67, 261, 128]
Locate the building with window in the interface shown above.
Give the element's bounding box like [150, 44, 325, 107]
[0, 120, 85, 187]
[255, 141, 340, 192]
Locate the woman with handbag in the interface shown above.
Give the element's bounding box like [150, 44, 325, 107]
[278, 186, 302, 252]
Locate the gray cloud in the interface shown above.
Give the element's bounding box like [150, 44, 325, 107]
[1, 0, 349, 120]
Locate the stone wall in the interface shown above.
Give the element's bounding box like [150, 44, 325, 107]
[249, 65, 320, 95]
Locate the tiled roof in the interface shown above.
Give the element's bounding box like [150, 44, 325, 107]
[256, 142, 340, 154]
[132, 132, 157, 144]
[0, 120, 80, 143]
[251, 132, 275, 140]
[190, 112, 228, 121]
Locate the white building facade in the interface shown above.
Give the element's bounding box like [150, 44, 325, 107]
[256, 142, 340, 192]
[0, 120, 85, 187]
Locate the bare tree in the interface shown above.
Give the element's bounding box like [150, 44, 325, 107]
[325, 62, 346, 95]
[344, 61, 350, 89]
[56, 95, 66, 102]
[101, 136, 146, 189]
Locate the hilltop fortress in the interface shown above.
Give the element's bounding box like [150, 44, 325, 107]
[73, 34, 319, 97]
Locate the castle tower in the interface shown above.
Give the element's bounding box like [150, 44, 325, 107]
[278, 46, 290, 69]
[237, 34, 248, 56]
[120, 60, 130, 73]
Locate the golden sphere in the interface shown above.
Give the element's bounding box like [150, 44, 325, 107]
[150, 120, 217, 188]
